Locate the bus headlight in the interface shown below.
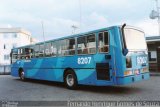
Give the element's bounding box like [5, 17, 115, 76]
[124, 70, 132, 76]
[126, 57, 132, 68]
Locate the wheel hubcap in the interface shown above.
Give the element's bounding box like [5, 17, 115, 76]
[66, 74, 74, 87]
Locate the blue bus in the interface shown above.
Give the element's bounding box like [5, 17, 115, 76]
[11, 24, 150, 89]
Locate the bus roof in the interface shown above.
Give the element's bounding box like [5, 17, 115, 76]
[13, 25, 119, 49]
[14, 25, 143, 49]
[13, 25, 143, 49]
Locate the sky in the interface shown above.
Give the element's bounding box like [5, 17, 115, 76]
[0, 0, 159, 41]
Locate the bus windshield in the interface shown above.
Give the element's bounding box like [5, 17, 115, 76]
[123, 28, 147, 51]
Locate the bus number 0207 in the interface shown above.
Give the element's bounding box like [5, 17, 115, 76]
[78, 57, 91, 64]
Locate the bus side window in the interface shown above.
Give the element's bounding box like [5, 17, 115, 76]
[61, 39, 68, 56]
[58, 38, 75, 56]
[98, 32, 109, 53]
[18, 49, 21, 59]
[77, 36, 87, 54]
[57, 41, 61, 56]
[87, 34, 96, 54]
[39, 44, 45, 57]
[11, 49, 18, 63]
[34, 45, 40, 58]
[45, 42, 52, 57]
[18, 48, 25, 59]
[68, 38, 75, 55]
[25, 48, 29, 59]
[77, 34, 96, 55]
[30, 47, 34, 58]
[25, 47, 34, 59]
[51, 42, 57, 56]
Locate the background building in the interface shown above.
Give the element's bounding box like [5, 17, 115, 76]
[0, 28, 36, 74]
[146, 36, 160, 72]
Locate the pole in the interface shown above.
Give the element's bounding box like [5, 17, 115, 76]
[41, 21, 46, 42]
[156, 0, 160, 36]
[79, 0, 82, 33]
[41, 21, 46, 56]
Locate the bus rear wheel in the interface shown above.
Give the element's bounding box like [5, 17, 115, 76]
[64, 70, 77, 90]
[19, 69, 25, 81]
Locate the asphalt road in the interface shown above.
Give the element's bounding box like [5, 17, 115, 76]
[0, 75, 159, 102]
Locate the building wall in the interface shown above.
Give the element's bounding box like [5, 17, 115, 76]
[0, 28, 36, 72]
[0, 32, 31, 65]
[147, 43, 157, 71]
[147, 41, 160, 72]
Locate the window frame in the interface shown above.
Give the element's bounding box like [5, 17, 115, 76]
[58, 38, 76, 57]
[4, 54, 10, 60]
[11, 31, 111, 60]
[11, 49, 18, 63]
[45, 42, 52, 57]
[51, 41, 58, 57]
[86, 34, 96, 54]
[13, 33, 17, 38]
[148, 51, 157, 63]
[33, 44, 40, 58]
[98, 31, 110, 53]
[24, 46, 34, 59]
[39, 43, 45, 57]
[17, 48, 25, 59]
[77, 34, 96, 55]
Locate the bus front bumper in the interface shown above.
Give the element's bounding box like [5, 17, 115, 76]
[116, 72, 150, 85]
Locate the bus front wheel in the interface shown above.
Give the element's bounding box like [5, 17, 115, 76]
[64, 70, 77, 89]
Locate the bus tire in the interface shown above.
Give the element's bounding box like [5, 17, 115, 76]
[19, 68, 26, 81]
[64, 70, 77, 90]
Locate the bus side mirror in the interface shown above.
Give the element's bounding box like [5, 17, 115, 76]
[105, 55, 111, 60]
[123, 49, 128, 56]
